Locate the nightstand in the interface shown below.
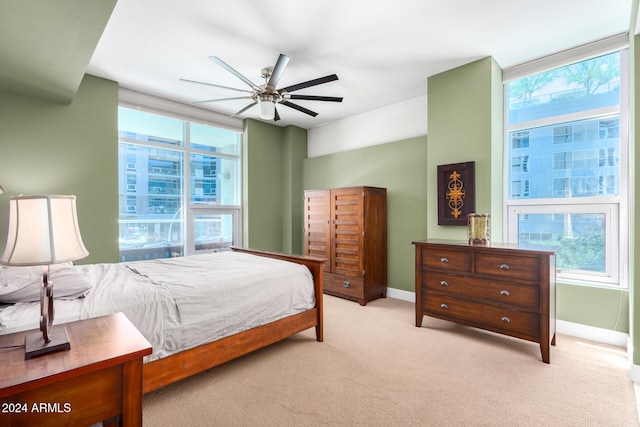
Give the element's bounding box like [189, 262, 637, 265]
[0, 312, 152, 426]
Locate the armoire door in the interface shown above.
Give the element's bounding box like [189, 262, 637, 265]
[330, 187, 364, 278]
[303, 189, 331, 271]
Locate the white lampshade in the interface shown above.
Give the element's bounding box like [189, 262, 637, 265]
[259, 98, 275, 120]
[1, 195, 89, 266]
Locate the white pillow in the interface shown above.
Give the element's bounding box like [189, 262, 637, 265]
[0, 265, 92, 303]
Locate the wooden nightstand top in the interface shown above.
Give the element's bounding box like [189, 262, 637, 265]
[0, 312, 152, 398]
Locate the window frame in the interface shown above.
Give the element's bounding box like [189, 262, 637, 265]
[507, 202, 619, 286]
[182, 121, 242, 256]
[117, 92, 243, 261]
[503, 43, 629, 289]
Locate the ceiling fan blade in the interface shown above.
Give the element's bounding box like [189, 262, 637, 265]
[274, 105, 281, 122]
[289, 94, 343, 102]
[195, 96, 253, 103]
[210, 56, 261, 91]
[281, 101, 318, 117]
[267, 54, 290, 89]
[231, 101, 258, 118]
[280, 74, 339, 93]
[179, 78, 253, 94]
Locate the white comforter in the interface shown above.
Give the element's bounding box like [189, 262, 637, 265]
[0, 252, 315, 362]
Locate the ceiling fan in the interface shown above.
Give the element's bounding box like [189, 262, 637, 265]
[181, 54, 343, 122]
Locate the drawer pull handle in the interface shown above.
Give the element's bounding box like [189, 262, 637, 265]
[343, 281, 351, 288]
[499, 264, 510, 270]
[440, 304, 449, 309]
[500, 290, 510, 296]
[501, 317, 511, 323]
[440, 257, 449, 263]
[440, 281, 449, 287]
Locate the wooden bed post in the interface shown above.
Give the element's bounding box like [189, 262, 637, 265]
[304, 259, 324, 342]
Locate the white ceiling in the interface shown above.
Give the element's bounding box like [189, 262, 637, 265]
[86, 0, 634, 129]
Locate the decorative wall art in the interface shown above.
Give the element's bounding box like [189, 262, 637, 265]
[437, 161, 475, 226]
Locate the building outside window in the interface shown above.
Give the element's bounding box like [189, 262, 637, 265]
[117, 107, 242, 262]
[505, 48, 627, 287]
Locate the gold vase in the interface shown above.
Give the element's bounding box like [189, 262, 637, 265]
[467, 213, 490, 245]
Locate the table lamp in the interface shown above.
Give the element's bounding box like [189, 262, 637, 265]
[1, 195, 89, 359]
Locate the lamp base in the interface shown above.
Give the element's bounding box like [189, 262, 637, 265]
[24, 326, 71, 360]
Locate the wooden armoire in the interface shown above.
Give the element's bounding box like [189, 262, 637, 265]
[303, 186, 387, 305]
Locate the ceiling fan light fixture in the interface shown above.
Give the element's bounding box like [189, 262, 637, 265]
[185, 54, 342, 122]
[259, 94, 275, 120]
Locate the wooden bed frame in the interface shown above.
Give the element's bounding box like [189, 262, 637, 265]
[142, 247, 326, 394]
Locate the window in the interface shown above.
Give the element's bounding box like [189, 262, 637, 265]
[118, 107, 242, 262]
[505, 49, 627, 287]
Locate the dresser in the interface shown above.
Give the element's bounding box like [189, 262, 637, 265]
[413, 239, 556, 363]
[0, 313, 152, 426]
[304, 186, 387, 305]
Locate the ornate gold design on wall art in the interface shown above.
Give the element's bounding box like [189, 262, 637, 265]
[446, 170, 465, 219]
[437, 161, 475, 226]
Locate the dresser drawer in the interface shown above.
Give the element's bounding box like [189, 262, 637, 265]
[475, 252, 540, 282]
[423, 273, 540, 309]
[324, 273, 363, 298]
[423, 295, 540, 339]
[421, 247, 471, 272]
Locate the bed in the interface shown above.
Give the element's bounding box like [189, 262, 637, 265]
[0, 247, 325, 394]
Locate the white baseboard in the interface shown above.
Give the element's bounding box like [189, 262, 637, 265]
[629, 363, 640, 383]
[386, 287, 415, 303]
[556, 319, 628, 347]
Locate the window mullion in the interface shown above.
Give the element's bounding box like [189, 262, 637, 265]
[506, 106, 620, 133]
[184, 122, 193, 256]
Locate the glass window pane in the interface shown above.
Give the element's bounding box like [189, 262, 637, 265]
[190, 153, 218, 204]
[118, 143, 184, 261]
[118, 107, 184, 146]
[517, 213, 606, 273]
[118, 106, 241, 261]
[194, 213, 234, 252]
[508, 117, 619, 199]
[190, 155, 239, 205]
[191, 122, 240, 155]
[507, 52, 620, 125]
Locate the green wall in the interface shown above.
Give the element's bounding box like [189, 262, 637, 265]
[302, 136, 429, 292]
[426, 57, 503, 241]
[243, 119, 307, 253]
[426, 56, 629, 333]
[559, 285, 628, 332]
[0, 74, 119, 264]
[282, 126, 308, 254]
